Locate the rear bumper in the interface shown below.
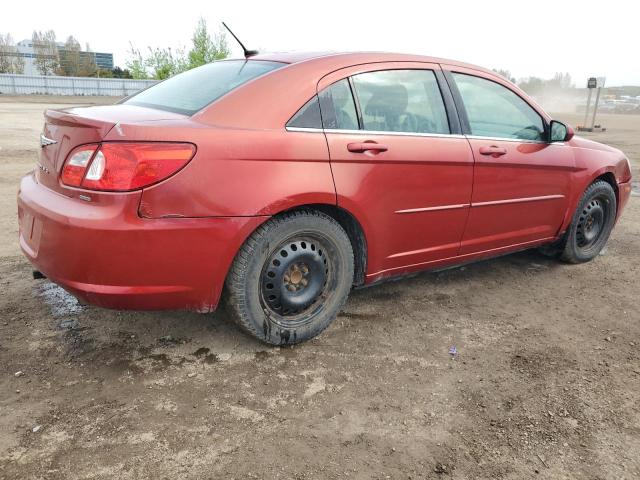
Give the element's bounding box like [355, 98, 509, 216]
[17, 173, 265, 312]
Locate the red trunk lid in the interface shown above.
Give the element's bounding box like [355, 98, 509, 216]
[36, 105, 186, 194]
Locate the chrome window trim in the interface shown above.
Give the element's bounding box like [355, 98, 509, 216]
[285, 127, 324, 133]
[285, 126, 554, 144]
[325, 129, 463, 139]
[286, 126, 465, 140]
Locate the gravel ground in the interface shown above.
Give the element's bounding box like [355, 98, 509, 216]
[0, 96, 638, 480]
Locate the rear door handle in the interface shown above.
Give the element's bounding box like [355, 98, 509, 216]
[479, 145, 507, 157]
[347, 142, 388, 153]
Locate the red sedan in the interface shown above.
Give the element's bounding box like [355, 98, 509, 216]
[18, 52, 632, 344]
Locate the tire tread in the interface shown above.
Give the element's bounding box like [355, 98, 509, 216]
[224, 209, 354, 344]
[559, 180, 616, 264]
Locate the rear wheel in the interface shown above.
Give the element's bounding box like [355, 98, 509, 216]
[224, 210, 354, 345]
[543, 180, 617, 263]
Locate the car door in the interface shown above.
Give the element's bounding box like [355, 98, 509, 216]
[444, 66, 576, 255]
[316, 63, 475, 281]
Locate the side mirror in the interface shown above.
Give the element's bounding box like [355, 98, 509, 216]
[550, 120, 574, 142]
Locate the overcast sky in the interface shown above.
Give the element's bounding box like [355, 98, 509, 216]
[4, 0, 639, 86]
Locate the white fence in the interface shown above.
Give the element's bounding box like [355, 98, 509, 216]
[0, 74, 157, 96]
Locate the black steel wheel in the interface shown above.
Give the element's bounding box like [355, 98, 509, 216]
[260, 237, 332, 324]
[559, 180, 617, 263]
[224, 210, 354, 345]
[575, 198, 607, 249]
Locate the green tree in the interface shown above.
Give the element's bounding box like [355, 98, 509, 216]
[493, 68, 515, 83]
[187, 18, 229, 69]
[145, 47, 177, 80]
[518, 76, 545, 95]
[57, 36, 81, 76]
[32, 30, 59, 75]
[125, 18, 229, 80]
[125, 43, 148, 79]
[549, 72, 573, 89]
[518, 73, 574, 95]
[0, 34, 25, 74]
[111, 66, 132, 79]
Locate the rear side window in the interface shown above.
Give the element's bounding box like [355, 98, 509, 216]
[351, 70, 449, 134]
[318, 79, 359, 130]
[452, 73, 544, 141]
[287, 96, 322, 128]
[124, 60, 285, 115]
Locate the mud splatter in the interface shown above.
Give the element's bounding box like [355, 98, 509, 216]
[36, 282, 83, 317]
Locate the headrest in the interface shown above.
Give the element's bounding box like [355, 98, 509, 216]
[364, 84, 408, 118]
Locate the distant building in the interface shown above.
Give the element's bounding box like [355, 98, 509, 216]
[14, 40, 113, 75]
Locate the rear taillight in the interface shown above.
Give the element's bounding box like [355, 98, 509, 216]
[61, 142, 196, 191]
[61, 145, 97, 187]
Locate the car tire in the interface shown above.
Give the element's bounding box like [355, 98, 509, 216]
[224, 210, 354, 345]
[552, 180, 617, 264]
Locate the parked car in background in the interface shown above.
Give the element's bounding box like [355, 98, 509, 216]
[598, 100, 618, 113]
[615, 97, 640, 114]
[18, 52, 633, 344]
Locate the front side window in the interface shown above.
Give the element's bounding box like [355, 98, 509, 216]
[318, 79, 359, 130]
[452, 73, 544, 141]
[125, 60, 285, 115]
[351, 69, 450, 134]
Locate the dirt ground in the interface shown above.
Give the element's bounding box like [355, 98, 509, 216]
[0, 95, 638, 480]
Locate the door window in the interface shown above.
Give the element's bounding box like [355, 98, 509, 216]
[351, 70, 449, 134]
[318, 79, 359, 130]
[452, 73, 544, 141]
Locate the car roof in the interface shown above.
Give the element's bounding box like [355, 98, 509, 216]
[198, 51, 528, 129]
[249, 51, 495, 76]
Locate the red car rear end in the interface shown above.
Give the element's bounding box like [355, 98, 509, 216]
[18, 60, 285, 312]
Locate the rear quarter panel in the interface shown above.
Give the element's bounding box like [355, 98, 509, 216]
[103, 120, 335, 218]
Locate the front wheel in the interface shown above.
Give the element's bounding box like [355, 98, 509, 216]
[224, 210, 354, 345]
[557, 180, 617, 263]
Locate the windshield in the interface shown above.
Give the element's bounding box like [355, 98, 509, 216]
[124, 60, 285, 115]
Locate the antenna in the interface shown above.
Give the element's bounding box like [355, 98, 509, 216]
[222, 22, 259, 58]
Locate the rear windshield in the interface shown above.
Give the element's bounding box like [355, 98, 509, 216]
[124, 60, 285, 115]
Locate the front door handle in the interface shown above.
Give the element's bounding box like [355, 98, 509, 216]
[347, 142, 388, 153]
[479, 145, 507, 157]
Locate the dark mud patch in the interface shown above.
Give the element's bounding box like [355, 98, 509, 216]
[424, 292, 454, 306]
[61, 326, 96, 359]
[254, 350, 271, 361]
[36, 282, 84, 317]
[510, 346, 576, 379]
[191, 347, 218, 364]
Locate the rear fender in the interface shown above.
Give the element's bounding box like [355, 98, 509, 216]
[113, 125, 336, 218]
